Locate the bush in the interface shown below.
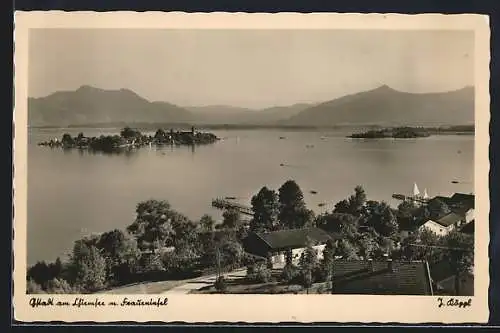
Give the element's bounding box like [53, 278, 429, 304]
[246, 263, 272, 283]
[45, 278, 77, 294]
[266, 257, 274, 269]
[280, 264, 300, 284]
[26, 279, 45, 294]
[312, 265, 326, 283]
[214, 276, 227, 292]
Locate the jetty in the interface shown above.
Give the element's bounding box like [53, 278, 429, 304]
[211, 198, 253, 216]
[392, 182, 430, 204]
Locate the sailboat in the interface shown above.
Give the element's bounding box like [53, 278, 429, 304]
[413, 182, 420, 197]
[423, 188, 429, 200]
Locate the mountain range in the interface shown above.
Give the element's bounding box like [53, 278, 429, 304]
[28, 84, 474, 128]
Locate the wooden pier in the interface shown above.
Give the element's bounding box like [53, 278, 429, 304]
[211, 198, 254, 216]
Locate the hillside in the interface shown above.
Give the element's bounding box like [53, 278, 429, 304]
[186, 103, 312, 125]
[28, 85, 475, 128]
[282, 85, 474, 127]
[28, 85, 195, 127]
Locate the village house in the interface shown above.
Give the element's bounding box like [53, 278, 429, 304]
[460, 220, 475, 235]
[419, 212, 464, 236]
[242, 227, 339, 266]
[330, 259, 434, 295]
[418, 193, 475, 236]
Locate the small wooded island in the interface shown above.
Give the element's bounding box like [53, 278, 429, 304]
[348, 127, 431, 139]
[348, 125, 474, 139]
[38, 126, 219, 153]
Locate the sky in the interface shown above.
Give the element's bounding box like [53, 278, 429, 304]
[28, 29, 474, 109]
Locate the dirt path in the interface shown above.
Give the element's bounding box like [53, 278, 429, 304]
[163, 268, 248, 294]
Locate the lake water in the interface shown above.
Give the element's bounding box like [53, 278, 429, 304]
[27, 128, 474, 265]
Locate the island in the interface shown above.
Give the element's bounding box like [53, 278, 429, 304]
[348, 127, 431, 139]
[38, 126, 219, 153]
[347, 125, 474, 139]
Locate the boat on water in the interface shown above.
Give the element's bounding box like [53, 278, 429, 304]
[318, 203, 326, 207]
[393, 183, 429, 203]
[310, 190, 318, 194]
[224, 196, 238, 200]
[279, 136, 286, 140]
[413, 182, 420, 197]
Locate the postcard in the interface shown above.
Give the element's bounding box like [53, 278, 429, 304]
[13, 11, 490, 323]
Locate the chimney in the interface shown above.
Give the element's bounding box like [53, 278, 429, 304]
[387, 258, 395, 272]
[367, 258, 374, 272]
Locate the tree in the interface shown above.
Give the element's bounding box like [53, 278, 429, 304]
[96, 229, 141, 283]
[221, 209, 241, 230]
[347, 185, 367, 216]
[250, 186, 279, 232]
[278, 180, 313, 229]
[199, 214, 216, 232]
[139, 253, 166, 273]
[154, 128, 166, 140]
[364, 201, 398, 237]
[401, 228, 441, 261]
[246, 262, 272, 283]
[333, 199, 351, 214]
[334, 239, 359, 260]
[397, 200, 419, 230]
[45, 278, 76, 294]
[70, 240, 107, 292]
[379, 206, 399, 237]
[120, 127, 139, 139]
[356, 232, 380, 259]
[26, 279, 45, 294]
[298, 239, 318, 293]
[61, 133, 75, 146]
[27, 261, 52, 287]
[315, 213, 357, 234]
[427, 198, 451, 219]
[320, 239, 336, 282]
[126, 200, 178, 252]
[442, 231, 474, 295]
[218, 239, 244, 271]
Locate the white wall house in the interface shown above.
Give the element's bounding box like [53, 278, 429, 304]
[419, 212, 464, 236]
[270, 244, 327, 265]
[464, 208, 475, 224]
[420, 219, 456, 237]
[244, 227, 337, 267]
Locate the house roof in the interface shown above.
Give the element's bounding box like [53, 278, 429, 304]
[331, 260, 433, 295]
[435, 212, 463, 227]
[430, 194, 474, 214]
[460, 220, 475, 234]
[450, 193, 475, 209]
[254, 227, 335, 250]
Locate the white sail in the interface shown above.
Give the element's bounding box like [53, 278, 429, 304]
[423, 188, 429, 199]
[413, 183, 420, 197]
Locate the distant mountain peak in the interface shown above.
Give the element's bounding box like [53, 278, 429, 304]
[28, 85, 194, 127]
[282, 84, 474, 127]
[77, 85, 99, 92]
[373, 84, 396, 92]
